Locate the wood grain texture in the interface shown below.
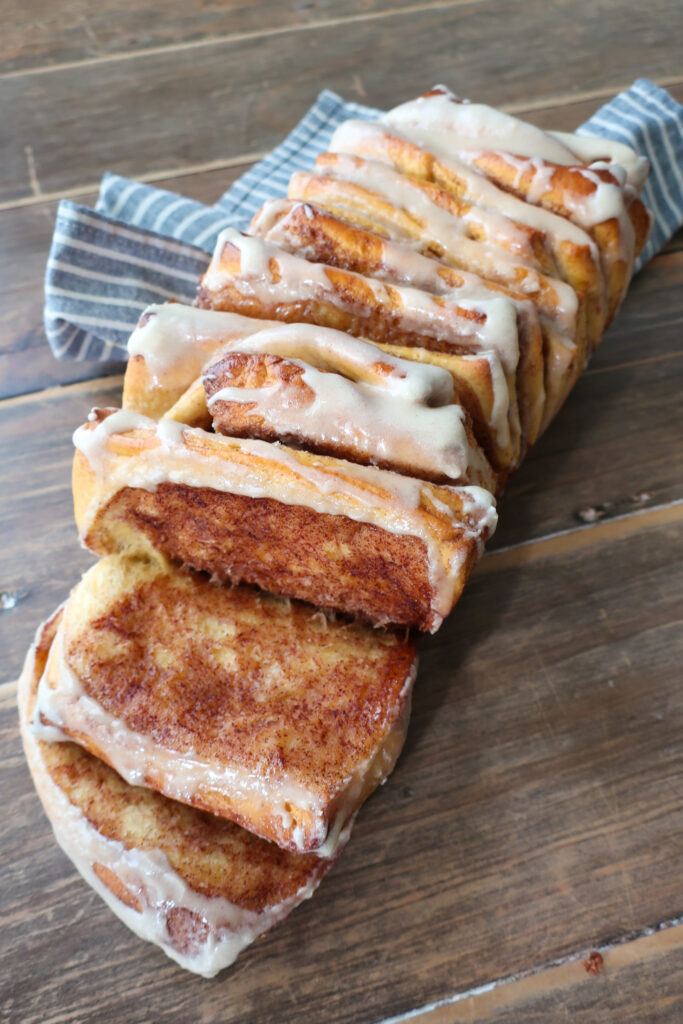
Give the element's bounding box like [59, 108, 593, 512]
[2, 514, 681, 1023]
[399, 925, 683, 1023]
[491, 245, 683, 550]
[3, 2, 682, 1019]
[0, 379, 120, 679]
[1, 0, 681, 204]
[0, 0, 471, 74]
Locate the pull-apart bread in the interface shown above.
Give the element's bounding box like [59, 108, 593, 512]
[126, 302, 514, 482]
[124, 303, 497, 488]
[21, 87, 649, 976]
[29, 554, 417, 855]
[198, 86, 648, 445]
[196, 228, 542, 464]
[19, 612, 339, 977]
[72, 407, 497, 632]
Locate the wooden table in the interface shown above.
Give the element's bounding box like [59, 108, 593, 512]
[1, 3, 682, 1021]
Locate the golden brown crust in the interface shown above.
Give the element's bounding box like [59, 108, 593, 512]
[251, 197, 557, 314]
[163, 381, 213, 429]
[73, 414, 494, 631]
[72, 447, 98, 534]
[249, 200, 548, 459]
[92, 862, 143, 913]
[51, 555, 416, 849]
[122, 353, 177, 420]
[288, 167, 565, 314]
[627, 196, 651, 260]
[203, 349, 493, 487]
[155, 331, 516, 478]
[312, 141, 606, 346]
[122, 306, 279, 421]
[274, 178, 589, 434]
[85, 483, 468, 631]
[198, 240, 505, 354]
[298, 159, 554, 273]
[19, 613, 335, 916]
[196, 239, 543, 458]
[41, 739, 333, 908]
[286, 168, 592, 366]
[464, 152, 635, 329]
[379, 342, 518, 474]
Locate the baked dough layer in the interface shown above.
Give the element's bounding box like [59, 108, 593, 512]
[19, 610, 335, 977]
[73, 409, 497, 632]
[31, 554, 417, 854]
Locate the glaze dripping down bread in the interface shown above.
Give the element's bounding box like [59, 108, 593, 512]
[125, 302, 515, 481]
[72, 408, 496, 632]
[19, 611, 340, 978]
[30, 554, 417, 857]
[20, 87, 650, 975]
[199, 86, 649, 468]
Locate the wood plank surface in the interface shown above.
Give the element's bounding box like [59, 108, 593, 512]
[492, 243, 683, 549]
[0, 379, 120, 682]
[399, 924, 683, 1023]
[2, 512, 681, 1024]
[1, 0, 681, 204]
[1, 0, 465, 74]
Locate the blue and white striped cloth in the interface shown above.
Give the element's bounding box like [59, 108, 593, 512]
[45, 80, 683, 363]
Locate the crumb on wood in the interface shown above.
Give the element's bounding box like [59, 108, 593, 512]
[583, 950, 604, 975]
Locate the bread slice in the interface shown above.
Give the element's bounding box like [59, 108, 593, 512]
[195, 228, 545, 439]
[122, 303, 272, 420]
[458, 150, 647, 326]
[19, 611, 336, 976]
[379, 87, 650, 326]
[195, 229, 546, 456]
[251, 197, 581, 440]
[30, 553, 417, 854]
[124, 302, 515, 479]
[325, 123, 607, 346]
[200, 325, 496, 491]
[72, 408, 497, 632]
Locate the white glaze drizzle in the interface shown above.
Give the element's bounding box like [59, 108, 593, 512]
[253, 196, 577, 337]
[122, 294, 511, 460]
[126, 303, 277, 386]
[259, 196, 576, 329]
[329, 121, 601, 265]
[208, 320, 455, 403]
[73, 411, 497, 629]
[205, 229, 521, 376]
[550, 131, 650, 190]
[384, 91, 648, 192]
[32, 616, 413, 857]
[384, 91, 580, 163]
[291, 152, 579, 330]
[207, 357, 493, 488]
[481, 150, 629, 229]
[257, 200, 581, 451]
[257, 195, 577, 347]
[380, 97, 637, 288]
[19, 628, 328, 978]
[340, 127, 542, 262]
[460, 149, 635, 281]
[204, 322, 493, 486]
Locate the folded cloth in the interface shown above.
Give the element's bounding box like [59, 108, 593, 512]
[44, 80, 683, 364]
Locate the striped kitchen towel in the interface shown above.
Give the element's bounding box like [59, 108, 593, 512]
[44, 79, 683, 363]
